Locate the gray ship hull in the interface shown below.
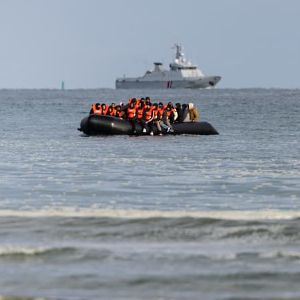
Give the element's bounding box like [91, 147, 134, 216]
[116, 76, 221, 89]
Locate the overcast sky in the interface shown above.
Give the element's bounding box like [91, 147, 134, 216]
[0, 0, 299, 89]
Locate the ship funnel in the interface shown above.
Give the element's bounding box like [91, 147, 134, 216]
[153, 62, 163, 72]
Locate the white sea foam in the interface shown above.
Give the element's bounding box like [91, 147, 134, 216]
[0, 207, 299, 220]
[0, 246, 50, 256]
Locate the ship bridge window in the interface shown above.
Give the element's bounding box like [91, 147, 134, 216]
[181, 69, 202, 77]
[182, 66, 197, 70]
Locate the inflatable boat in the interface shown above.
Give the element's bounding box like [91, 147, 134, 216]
[78, 115, 218, 136]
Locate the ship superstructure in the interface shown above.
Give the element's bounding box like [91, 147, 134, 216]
[115, 44, 221, 89]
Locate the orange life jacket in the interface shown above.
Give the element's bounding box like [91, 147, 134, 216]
[127, 107, 136, 119]
[145, 109, 153, 121]
[152, 108, 160, 120]
[116, 110, 124, 118]
[158, 107, 164, 116]
[108, 108, 115, 116]
[166, 108, 175, 118]
[137, 108, 144, 120]
[134, 99, 140, 110]
[101, 106, 109, 115]
[92, 104, 102, 115]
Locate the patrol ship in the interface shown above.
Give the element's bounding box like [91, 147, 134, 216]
[115, 44, 221, 89]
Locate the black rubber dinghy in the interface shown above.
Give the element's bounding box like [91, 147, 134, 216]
[78, 115, 219, 136]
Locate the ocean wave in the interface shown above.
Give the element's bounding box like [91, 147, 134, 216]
[0, 207, 300, 221]
[0, 208, 300, 243]
[0, 297, 48, 300]
[0, 246, 76, 258]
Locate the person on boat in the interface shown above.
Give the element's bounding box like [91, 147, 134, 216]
[128, 97, 136, 105]
[110, 103, 117, 114]
[107, 105, 116, 117]
[142, 104, 155, 135]
[136, 101, 145, 132]
[175, 103, 183, 122]
[90, 103, 102, 115]
[126, 101, 137, 134]
[189, 103, 199, 122]
[101, 103, 108, 115]
[140, 97, 145, 106]
[181, 104, 188, 121]
[115, 105, 125, 118]
[159, 106, 174, 133]
[145, 97, 152, 107]
[158, 102, 165, 115]
[182, 103, 199, 122]
[166, 102, 178, 124]
[151, 103, 162, 135]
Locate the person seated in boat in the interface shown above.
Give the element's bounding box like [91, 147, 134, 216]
[175, 103, 183, 122]
[126, 101, 137, 134]
[100, 103, 108, 115]
[189, 103, 199, 122]
[160, 106, 174, 133]
[110, 102, 116, 112]
[166, 102, 178, 124]
[151, 103, 162, 135]
[145, 96, 152, 107]
[182, 103, 199, 122]
[115, 105, 125, 118]
[142, 104, 154, 135]
[136, 101, 145, 131]
[140, 97, 145, 106]
[89, 103, 102, 115]
[107, 105, 116, 117]
[128, 97, 136, 105]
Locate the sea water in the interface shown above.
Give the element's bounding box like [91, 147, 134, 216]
[0, 88, 299, 300]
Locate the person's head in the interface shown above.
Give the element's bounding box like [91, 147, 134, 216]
[129, 102, 135, 108]
[153, 103, 158, 109]
[111, 102, 116, 107]
[95, 103, 100, 109]
[131, 98, 137, 104]
[188, 103, 194, 109]
[116, 105, 121, 111]
[158, 102, 163, 108]
[167, 102, 173, 108]
[175, 103, 181, 108]
[101, 103, 106, 108]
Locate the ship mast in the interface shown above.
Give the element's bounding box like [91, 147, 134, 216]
[174, 44, 183, 60]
